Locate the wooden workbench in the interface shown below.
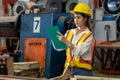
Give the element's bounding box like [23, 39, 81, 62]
[95, 41, 120, 74]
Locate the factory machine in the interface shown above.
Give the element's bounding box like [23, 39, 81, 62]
[19, 12, 75, 78]
[94, 0, 120, 41]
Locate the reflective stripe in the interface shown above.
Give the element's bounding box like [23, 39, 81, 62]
[65, 30, 93, 70]
[66, 30, 73, 42]
[65, 30, 73, 66]
[77, 31, 92, 46]
[66, 47, 71, 62]
[71, 56, 92, 70]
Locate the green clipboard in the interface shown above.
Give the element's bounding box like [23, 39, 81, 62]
[47, 26, 67, 50]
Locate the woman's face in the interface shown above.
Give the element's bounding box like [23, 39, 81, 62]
[74, 13, 86, 28]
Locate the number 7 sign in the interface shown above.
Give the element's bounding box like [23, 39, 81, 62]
[33, 17, 41, 33]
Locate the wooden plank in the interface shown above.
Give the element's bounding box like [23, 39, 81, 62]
[0, 37, 6, 47]
[72, 75, 120, 80]
[0, 75, 43, 80]
[0, 16, 16, 22]
[14, 69, 40, 78]
[6, 57, 14, 75]
[14, 62, 39, 70]
[99, 69, 120, 75]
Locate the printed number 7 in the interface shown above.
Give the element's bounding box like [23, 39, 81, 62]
[35, 20, 39, 30]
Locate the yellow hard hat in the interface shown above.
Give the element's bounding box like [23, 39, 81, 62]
[70, 3, 92, 17]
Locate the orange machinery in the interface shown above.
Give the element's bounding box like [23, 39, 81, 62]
[24, 38, 46, 69]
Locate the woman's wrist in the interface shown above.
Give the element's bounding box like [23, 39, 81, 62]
[60, 36, 74, 49]
[67, 42, 72, 47]
[67, 42, 74, 50]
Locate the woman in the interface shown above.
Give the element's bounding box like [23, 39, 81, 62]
[58, 3, 95, 76]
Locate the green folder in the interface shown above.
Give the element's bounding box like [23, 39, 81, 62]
[47, 26, 67, 50]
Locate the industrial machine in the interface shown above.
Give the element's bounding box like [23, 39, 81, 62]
[19, 12, 74, 78]
[103, 0, 120, 16]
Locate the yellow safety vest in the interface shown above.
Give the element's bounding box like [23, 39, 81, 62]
[65, 29, 93, 70]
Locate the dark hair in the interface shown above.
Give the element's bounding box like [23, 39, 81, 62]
[74, 12, 91, 31]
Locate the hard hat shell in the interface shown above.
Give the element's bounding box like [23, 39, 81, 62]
[70, 3, 92, 17]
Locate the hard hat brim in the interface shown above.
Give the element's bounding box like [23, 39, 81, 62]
[70, 10, 74, 14]
[70, 10, 92, 17]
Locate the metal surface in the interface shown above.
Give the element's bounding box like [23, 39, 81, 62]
[94, 21, 116, 41]
[36, 0, 45, 6]
[24, 38, 46, 69]
[103, 0, 120, 16]
[46, 0, 62, 13]
[20, 13, 70, 78]
[65, 0, 78, 12]
[108, 0, 119, 11]
[13, 1, 25, 16]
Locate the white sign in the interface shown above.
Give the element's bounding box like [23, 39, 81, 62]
[33, 17, 40, 33]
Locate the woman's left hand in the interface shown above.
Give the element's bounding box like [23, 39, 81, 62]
[57, 31, 67, 43]
[57, 31, 64, 41]
[57, 31, 74, 50]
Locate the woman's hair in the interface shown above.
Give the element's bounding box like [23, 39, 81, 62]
[75, 12, 92, 31]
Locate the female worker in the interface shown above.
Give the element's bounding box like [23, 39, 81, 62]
[58, 3, 95, 76]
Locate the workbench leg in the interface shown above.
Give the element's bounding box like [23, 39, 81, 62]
[6, 57, 14, 75]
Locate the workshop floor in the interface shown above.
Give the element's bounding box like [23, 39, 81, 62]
[93, 58, 120, 79]
[93, 70, 120, 78]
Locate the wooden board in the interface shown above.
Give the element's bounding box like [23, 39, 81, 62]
[14, 62, 39, 70]
[71, 75, 120, 80]
[14, 69, 40, 78]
